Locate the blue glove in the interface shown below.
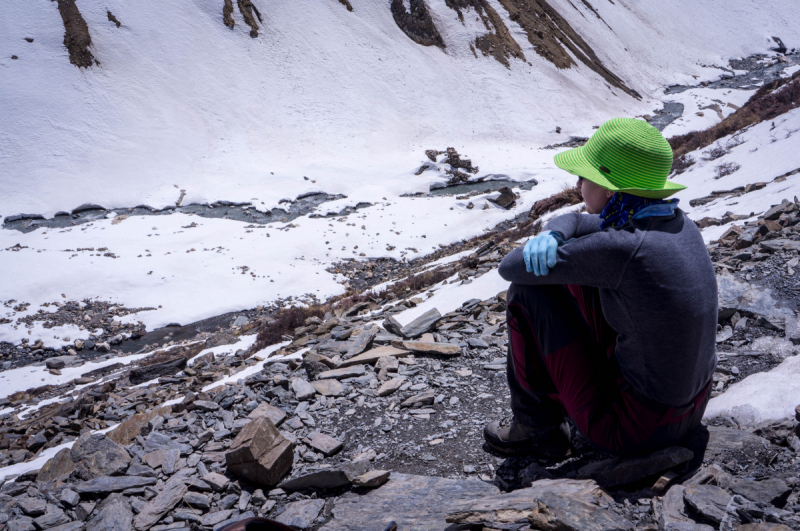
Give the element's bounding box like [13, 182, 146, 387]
[523, 231, 560, 276]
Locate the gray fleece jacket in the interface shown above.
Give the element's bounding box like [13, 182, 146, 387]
[498, 209, 717, 407]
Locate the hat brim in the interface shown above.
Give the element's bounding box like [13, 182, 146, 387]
[554, 145, 686, 200]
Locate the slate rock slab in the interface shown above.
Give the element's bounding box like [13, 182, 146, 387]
[528, 492, 633, 531]
[683, 484, 733, 525]
[74, 475, 157, 494]
[447, 478, 614, 528]
[304, 432, 344, 457]
[280, 461, 368, 491]
[317, 365, 366, 380]
[129, 357, 187, 385]
[133, 478, 187, 530]
[311, 379, 346, 397]
[400, 308, 441, 338]
[401, 341, 460, 356]
[731, 478, 791, 507]
[37, 447, 75, 484]
[275, 499, 326, 530]
[319, 473, 498, 531]
[338, 346, 408, 368]
[400, 389, 435, 408]
[292, 378, 317, 401]
[88, 493, 133, 531]
[70, 432, 131, 480]
[352, 470, 391, 488]
[344, 328, 379, 359]
[248, 402, 288, 426]
[577, 446, 694, 487]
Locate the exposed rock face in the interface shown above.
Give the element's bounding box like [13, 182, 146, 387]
[390, 0, 445, 48]
[129, 357, 187, 385]
[36, 448, 75, 484]
[55, 0, 94, 68]
[446, 0, 525, 68]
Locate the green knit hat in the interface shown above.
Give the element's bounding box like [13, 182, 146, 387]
[554, 118, 684, 199]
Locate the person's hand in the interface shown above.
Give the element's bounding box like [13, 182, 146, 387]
[523, 231, 560, 276]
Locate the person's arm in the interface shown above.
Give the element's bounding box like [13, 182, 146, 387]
[499, 228, 637, 288]
[544, 212, 602, 241]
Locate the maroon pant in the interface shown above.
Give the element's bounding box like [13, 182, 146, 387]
[506, 283, 710, 456]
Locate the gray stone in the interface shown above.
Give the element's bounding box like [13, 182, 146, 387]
[74, 475, 157, 494]
[400, 309, 441, 338]
[202, 472, 230, 491]
[142, 448, 180, 474]
[280, 461, 369, 491]
[70, 432, 131, 480]
[577, 446, 694, 487]
[60, 488, 81, 508]
[377, 378, 404, 397]
[225, 417, 293, 486]
[16, 497, 46, 516]
[382, 316, 404, 336]
[319, 473, 498, 531]
[249, 402, 288, 426]
[201, 510, 234, 526]
[702, 426, 768, 462]
[184, 492, 211, 510]
[311, 378, 346, 397]
[401, 341, 460, 356]
[345, 328, 379, 359]
[193, 400, 220, 412]
[400, 389, 435, 408]
[317, 365, 366, 380]
[716, 272, 793, 324]
[46, 356, 81, 369]
[730, 478, 791, 506]
[352, 470, 391, 488]
[466, 337, 489, 349]
[683, 484, 733, 525]
[527, 493, 632, 530]
[34, 510, 71, 528]
[88, 493, 133, 531]
[5, 517, 36, 531]
[275, 499, 326, 529]
[129, 357, 187, 385]
[26, 431, 46, 452]
[292, 378, 317, 400]
[303, 432, 343, 457]
[133, 478, 188, 530]
[48, 523, 86, 531]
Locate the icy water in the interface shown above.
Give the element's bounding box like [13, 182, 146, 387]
[429, 178, 538, 196]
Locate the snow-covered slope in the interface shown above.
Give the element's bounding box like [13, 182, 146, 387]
[1, 0, 799, 214]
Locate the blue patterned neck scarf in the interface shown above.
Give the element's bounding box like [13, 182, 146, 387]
[599, 192, 679, 230]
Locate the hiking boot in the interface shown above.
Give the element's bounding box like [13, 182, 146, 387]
[483, 418, 571, 458]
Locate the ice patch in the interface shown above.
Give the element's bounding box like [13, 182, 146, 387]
[705, 353, 800, 426]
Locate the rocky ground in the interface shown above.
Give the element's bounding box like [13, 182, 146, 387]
[3, 195, 800, 530]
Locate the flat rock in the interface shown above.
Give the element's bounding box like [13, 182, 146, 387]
[46, 356, 81, 370]
[129, 357, 187, 385]
[317, 365, 366, 380]
[311, 379, 346, 397]
[401, 341, 460, 356]
[70, 432, 131, 480]
[212, 511, 255, 531]
[382, 316, 404, 336]
[683, 484, 733, 525]
[730, 478, 791, 506]
[275, 499, 326, 530]
[292, 378, 317, 400]
[193, 400, 220, 411]
[400, 308, 441, 338]
[16, 497, 46, 517]
[248, 402, 288, 426]
[352, 470, 390, 488]
[225, 417, 293, 486]
[280, 461, 369, 491]
[303, 432, 344, 457]
[142, 448, 180, 475]
[319, 473, 498, 531]
[377, 377, 404, 397]
[74, 475, 157, 494]
[133, 478, 187, 530]
[738, 524, 792, 531]
[201, 472, 230, 491]
[400, 389, 435, 408]
[88, 493, 132, 531]
[701, 426, 768, 462]
[577, 446, 694, 487]
[338, 346, 408, 368]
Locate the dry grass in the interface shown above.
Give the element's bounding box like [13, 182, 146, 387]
[528, 185, 583, 221]
[7, 384, 56, 403]
[669, 72, 800, 160]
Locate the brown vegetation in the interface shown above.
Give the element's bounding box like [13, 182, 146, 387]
[338, 0, 354, 12]
[223, 0, 235, 28]
[669, 72, 800, 160]
[55, 0, 94, 68]
[528, 185, 583, 220]
[446, 0, 524, 67]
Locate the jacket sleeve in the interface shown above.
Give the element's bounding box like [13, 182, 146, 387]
[498, 227, 638, 289]
[544, 212, 603, 241]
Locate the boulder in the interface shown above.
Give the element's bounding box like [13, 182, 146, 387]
[248, 402, 288, 426]
[36, 448, 75, 484]
[88, 494, 133, 531]
[70, 433, 131, 480]
[225, 417, 293, 486]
